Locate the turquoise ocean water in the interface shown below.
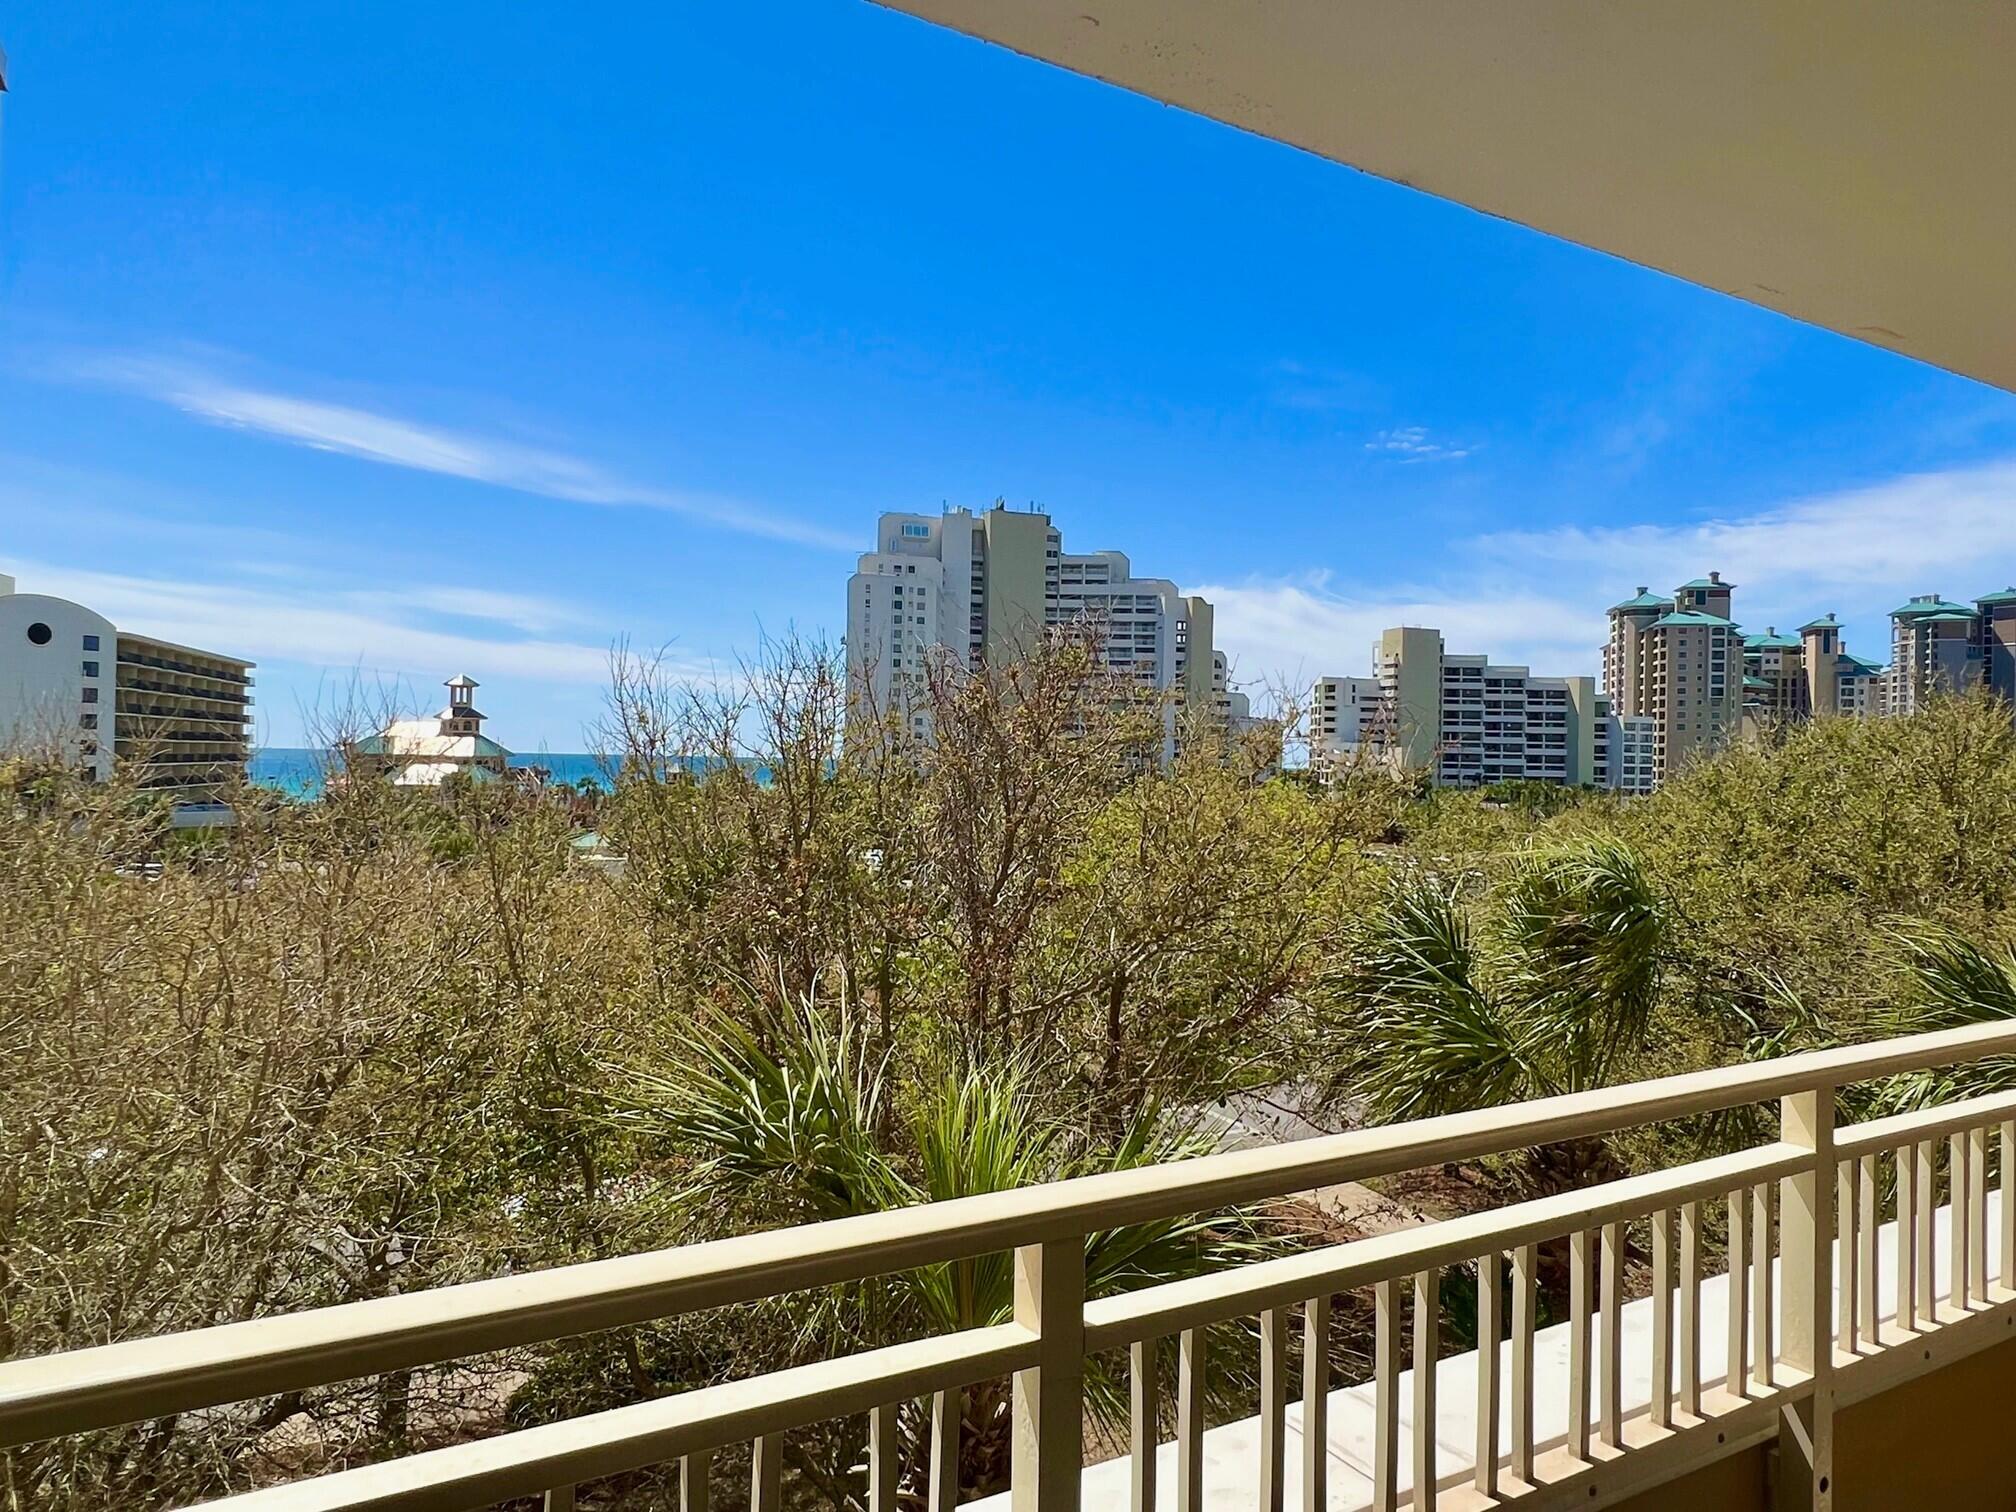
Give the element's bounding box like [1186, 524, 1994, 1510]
[250, 748, 618, 800]
[248, 750, 774, 799]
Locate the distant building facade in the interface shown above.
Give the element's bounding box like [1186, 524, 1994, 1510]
[0, 572, 254, 801]
[1738, 614, 1885, 732]
[345, 675, 511, 788]
[1309, 674, 1381, 770]
[1886, 595, 1983, 715]
[845, 505, 1245, 761]
[1319, 627, 1632, 791]
[1604, 575, 1744, 785]
[1880, 587, 2016, 715]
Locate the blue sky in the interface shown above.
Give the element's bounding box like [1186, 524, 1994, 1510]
[6, 2, 2016, 747]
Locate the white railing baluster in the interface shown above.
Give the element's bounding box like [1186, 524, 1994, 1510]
[1916, 1140, 1938, 1322]
[1680, 1200, 1702, 1418]
[928, 1389, 959, 1512]
[1475, 1252, 1500, 1494]
[1836, 1159, 1857, 1353]
[869, 1402, 899, 1512]
[2003, 1121, 2016, 1292]
[1776, 1086, 1835, 1504]
[1750, 1181, 1774, 1389]
[1726, 1188, 1749, 1397]
[1650, 1207, 1674, 1429]
[1303, 1296, 1330, 1512]
[1950, 1131, 1970, 1314]
[1857, 1154, 1878, 1343]
[1569, 1228, 1592, 1459]
[1969, 1125, 1989, 1306]
[1130, 1339, 1157, 1512]
[1259, 1306, 1286, 1512]
[1178, 1326, 1205, 1512]
[1897, 1144, 1918, 1331]
[752, 1433, 782, 1512]
[544, 1486, 575, 1512]
[1511, 1243, 1537, 1485]
[1373, 1278, 1400, 1512]
[1725, 1193, 1741, 1403]
[1011, 1241, 1083, 1512]
[1599, 1220, 1624, 1447]
[1412, 1269, 1439, 1511]
[681, 1449, 712, 1512]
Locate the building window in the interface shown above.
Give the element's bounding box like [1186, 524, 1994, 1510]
[901, 523, 931, 538]
[80, 713, 98, 730]
[82, 633, 100, 651]
[81, 686, 99, 704]
[82, 660, 99, 678]
[26, 622, 53, 646]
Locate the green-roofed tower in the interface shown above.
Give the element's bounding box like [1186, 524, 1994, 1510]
[1606, 571, 1739, 787]
[1889, 594, 1983, 713]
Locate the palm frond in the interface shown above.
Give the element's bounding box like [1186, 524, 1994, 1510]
[1347, 871, 1530, 1119]
[610, 998, 903, 1224]
[1500, 839, 1665, 1091]
[1874, 923, 2016, 1111]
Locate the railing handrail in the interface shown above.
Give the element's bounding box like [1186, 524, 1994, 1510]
[5, 1018, 2016, 1450]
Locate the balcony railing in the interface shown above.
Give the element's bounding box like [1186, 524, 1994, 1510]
[5, 1024, 2016, 1510]
[115, 651, 253, 687]
[116, 676, 254, 708]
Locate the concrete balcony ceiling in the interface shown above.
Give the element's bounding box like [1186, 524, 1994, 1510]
[873, 0, 2016, 394]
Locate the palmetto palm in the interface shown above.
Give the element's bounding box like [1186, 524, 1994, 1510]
[1870, 923, 2016, 1112]
[1344, 839, 1667, 1125]
[614, 999, 1273, 1502]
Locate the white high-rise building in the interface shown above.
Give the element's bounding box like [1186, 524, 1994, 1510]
[1309, 674, 1381, 770]
[0, 573, 254, 804]
[845, 505, 1242, 759]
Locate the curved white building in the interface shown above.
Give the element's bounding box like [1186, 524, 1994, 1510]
[0, 573, 254, 797]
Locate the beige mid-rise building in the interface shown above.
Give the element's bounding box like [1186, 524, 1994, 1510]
[1331, 626, 1633, 790]
[1604, 574, 1743, 784]
[1887, 594, 1983, 715]
[1738, 614, 1885, 731]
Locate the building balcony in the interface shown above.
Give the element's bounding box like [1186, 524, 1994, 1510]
[114, 676, 254, 707]
[4, 1026, 2015, 1510]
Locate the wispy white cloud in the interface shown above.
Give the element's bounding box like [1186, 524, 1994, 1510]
[1197, 574, 1600, 692]
[70, 353, 853, 551]
[1475, 461, 2016, 601]
[1365, 425, 1474, 463]
[1205, 456, 2016, 689]
[370, 585, 583, 635]
[4, 556, 643, 690]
